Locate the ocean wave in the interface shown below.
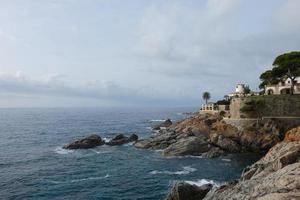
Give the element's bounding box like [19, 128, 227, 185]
[49, 174, 110, 184]
[150, 166, 197, 175]
[54, 147, 74, 155]
[185, 179, 220, 187]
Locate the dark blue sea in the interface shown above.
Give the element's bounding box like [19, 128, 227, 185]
[0, 107, 260, 200]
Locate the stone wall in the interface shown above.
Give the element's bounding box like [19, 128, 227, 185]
[230, 95, 300, 119]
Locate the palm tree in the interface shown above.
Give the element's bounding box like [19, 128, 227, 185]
[202, 92, 211, 104]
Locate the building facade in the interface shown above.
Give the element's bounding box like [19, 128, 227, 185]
[265, 77, 300, 95]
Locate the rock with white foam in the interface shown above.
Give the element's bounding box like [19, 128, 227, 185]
[165, 181, 213, 200]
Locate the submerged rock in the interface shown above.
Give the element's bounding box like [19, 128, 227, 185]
[166, 182, 212, 200]
[63, 134, 104, 149]
[153, 119, 173, 130]
[106, 134, 138, 146]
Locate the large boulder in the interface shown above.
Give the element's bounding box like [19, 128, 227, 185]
[162, 136, 211, 156]
[166, 182, 212, 200]
[106, 134, 138, 146]
[63, 134, 104, 149]
[153, 119, 173, 130]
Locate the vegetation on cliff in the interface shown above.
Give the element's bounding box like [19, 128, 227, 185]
[260, 51, 300, 94]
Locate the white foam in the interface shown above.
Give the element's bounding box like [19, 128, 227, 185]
[150, 119, 165, 122]
[185, 179, 220, 187]
[54, 147, 74, 155]
[90, 149, 111, 154]
[50, 174, 110, 184]
[150, 166, 197, 175]
[124, 142, 134, 146]
[103, 137, 110, 143]
[221, 158, 231, 162]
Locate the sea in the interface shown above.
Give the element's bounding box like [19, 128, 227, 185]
[0, 107, 261, 200]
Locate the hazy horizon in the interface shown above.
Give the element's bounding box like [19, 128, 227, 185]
[1, 0, 300, 107]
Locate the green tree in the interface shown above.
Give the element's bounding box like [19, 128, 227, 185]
[272, 52, 300, 94]
[259, 70, 278, 89]
[244, 85, 251, 94]
[202, 92, 211, 104]
[260, 51, 300, 94]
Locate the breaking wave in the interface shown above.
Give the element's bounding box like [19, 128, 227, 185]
[150, 166, 197, 175]
[184, 179, 221, 187]
[54, 147, 74, 155]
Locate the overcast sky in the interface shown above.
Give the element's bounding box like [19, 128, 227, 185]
[0, 0, 299, 107]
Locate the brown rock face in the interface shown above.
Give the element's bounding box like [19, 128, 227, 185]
[284, 127, 300, 142]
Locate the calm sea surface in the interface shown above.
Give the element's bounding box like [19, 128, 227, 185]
[0, 107, 260, 200]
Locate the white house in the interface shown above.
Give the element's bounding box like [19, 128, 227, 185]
[228, 84, 247, 97]
[265, 77, 300, 95]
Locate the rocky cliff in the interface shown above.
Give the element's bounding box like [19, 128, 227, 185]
[166, 126, 300, 200]
[135, 113, 294, 157]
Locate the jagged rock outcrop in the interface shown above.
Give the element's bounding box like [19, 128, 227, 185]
[166, 182, 213, 200]
[135, 113, 288, 157]
[164, 127, 300, 200]
[153, 119, 173, 130]
[135, 114, 222, 157]
[203, 126, 300, 200]
[162, 136, 211, 156]
[63, 134, 104, 149]
[106, 134, 138, 146]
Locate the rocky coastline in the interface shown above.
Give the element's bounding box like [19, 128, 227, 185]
[134, 113, 293, 158]
[144, 114, 300, 200]
[133, 113, 300, 200]
[62, 112, 300, 200]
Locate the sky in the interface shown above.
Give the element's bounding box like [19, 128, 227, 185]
[0, 0, 300, 107]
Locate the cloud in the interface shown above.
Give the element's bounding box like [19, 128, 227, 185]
[135, 0, 300, 90]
